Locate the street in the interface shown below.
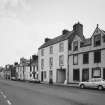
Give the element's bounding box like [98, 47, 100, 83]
[0, 79, 105, 105]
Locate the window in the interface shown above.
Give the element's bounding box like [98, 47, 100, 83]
[41, 59, 44, 69]
[73, 41, 78, 51]
[83, 53, 89, 64]
[59, 55, 64, 66]
[49, 57, 53, 69]
[43, 71, 47, 79]
[73, 69, 80, 81]
[92, 67, 101, 78]
[94, 50, 101, 63]
[41, 49, 44, 56]
[103, 35, 105, 42]
[73, 54, 78, 65]
[59, 42, 64, 52]
[94, 34, 101, 47]
[49, 46, 53, 54]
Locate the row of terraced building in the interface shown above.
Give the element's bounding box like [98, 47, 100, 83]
[38, 22, 105, 84]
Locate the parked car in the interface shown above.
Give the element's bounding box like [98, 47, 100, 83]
[29, 78, 40, 83]
[79, 78, 105, 90]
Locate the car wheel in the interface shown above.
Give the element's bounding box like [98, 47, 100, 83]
[80, 84, 85, 89]
[98, 85, 103, 90]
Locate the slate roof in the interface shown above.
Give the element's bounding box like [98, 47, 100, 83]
[39, 31, 74, 49]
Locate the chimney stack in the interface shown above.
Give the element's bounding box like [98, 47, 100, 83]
[73, 22, 83, 35]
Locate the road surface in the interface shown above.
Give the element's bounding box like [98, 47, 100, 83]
[0, 79, 105, 105]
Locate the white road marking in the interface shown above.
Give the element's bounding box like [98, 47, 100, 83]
[3, 94, 7, 99]
[7, 100, 12, 105]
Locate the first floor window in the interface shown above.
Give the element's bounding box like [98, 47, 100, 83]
[73, 54, 78, 65]
[59, 55, 64, 66]
[49, 57, 53, 69]
[83, 53, 89, 64]
[94, 50, 101, 63]
[41, 59, 44, 69]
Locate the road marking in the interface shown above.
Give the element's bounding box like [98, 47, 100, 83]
[3, 94, 7, 99]
[7, 100, 12, 105]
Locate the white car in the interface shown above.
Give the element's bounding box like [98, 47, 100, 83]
[79, 78, 105, 90]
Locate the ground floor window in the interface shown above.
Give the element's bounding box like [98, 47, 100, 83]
[82, 68, 89, 81]
[92, 67, 101, 78]
[73, 69, 80, 81]
[43, 71, 47, 79]
[103, 68, 105, 80]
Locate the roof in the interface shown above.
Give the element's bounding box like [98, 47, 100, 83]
[39, 31, 73, 49]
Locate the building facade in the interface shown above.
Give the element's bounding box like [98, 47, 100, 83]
[69, 24, 105, 83]
[38, 29, 73, 83]
[38, 22, 105, 84]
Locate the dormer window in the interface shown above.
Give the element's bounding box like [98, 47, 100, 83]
[73, 41, 78, 51]
[94, 34, 101, 47]
[103, 35, 105, 42]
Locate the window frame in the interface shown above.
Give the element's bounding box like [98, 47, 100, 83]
[73, 54, 78, 65]
[94, 50, 101, 63]
[83, 53, 89, 64]
[94, 34, 101, 47]
[49, 57, 53, 69]
[59, 42, 64, 52]
[73, 41, 78, 51]
[41, 49, 44, 56]
[49, 46, 53, 54]
[59, 55, 64, 66]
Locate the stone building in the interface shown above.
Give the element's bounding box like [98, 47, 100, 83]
[38, 22, 105, 83]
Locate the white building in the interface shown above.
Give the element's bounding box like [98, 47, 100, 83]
[38, 22, 105, 84]
[69, 24, 105, 83]
[38, 28, 73, 83]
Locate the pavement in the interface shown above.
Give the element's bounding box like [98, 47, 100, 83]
[40, 81, 79, 88]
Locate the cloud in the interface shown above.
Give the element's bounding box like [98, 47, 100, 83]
[0, 0, 31, 19]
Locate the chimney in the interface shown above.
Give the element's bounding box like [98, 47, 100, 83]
[62, 29, 69, 35]
[45, 38, 51, 42]
[73, 22, 83, 35]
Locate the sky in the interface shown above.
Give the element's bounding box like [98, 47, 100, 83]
[0, 0, 105, 66]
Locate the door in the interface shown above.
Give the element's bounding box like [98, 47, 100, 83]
[82, 69, 89, 81]
[73, 69, 80, 81]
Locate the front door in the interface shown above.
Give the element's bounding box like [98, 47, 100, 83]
[41, 71, 43, 81]
[82, 69, 89, 81]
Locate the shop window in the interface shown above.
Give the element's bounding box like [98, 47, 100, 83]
[94, 50, 101, 63]
[94, 34, 101, 47]
[83, 53, 89, 64]
[92, 67, 101, 78]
